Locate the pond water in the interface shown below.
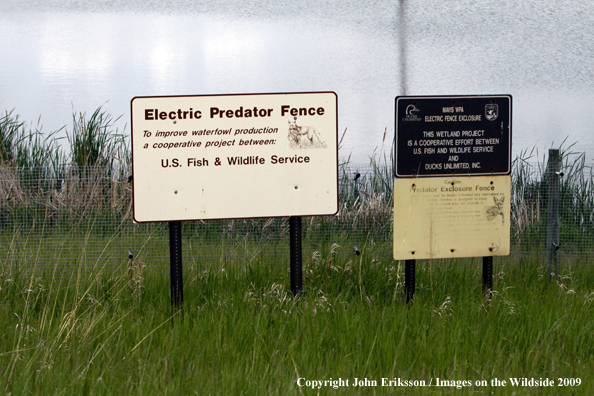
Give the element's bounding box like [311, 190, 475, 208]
[1, 0, 593, 165]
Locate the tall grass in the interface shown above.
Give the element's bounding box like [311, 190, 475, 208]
[0, 107, 132, 232]
[1, 238, 594, 394]
[68, 106, 128, 176]
[1, 108, 594, 393]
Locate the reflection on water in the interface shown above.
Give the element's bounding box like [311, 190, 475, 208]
[1, 0, 593, 164]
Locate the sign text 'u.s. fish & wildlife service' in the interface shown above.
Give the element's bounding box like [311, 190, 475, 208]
[131, 92, 338, 222]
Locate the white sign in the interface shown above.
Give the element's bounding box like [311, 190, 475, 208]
[131, 92, 338, 222]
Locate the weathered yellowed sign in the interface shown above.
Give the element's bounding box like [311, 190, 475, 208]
[393, 175, 510, 260]
[131, 92, 338, 222]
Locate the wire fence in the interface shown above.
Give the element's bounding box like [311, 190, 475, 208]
[1, 152, 593, 280]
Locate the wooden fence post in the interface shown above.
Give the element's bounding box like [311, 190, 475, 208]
[546, 149, 561, 278]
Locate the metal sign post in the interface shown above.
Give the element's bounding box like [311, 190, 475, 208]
[289, 217, 303, 296]
[169, 221, 184, 308]
[482, 256, 493, 297]
[405, 259, 415, 304]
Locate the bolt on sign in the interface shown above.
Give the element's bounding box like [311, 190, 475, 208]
[393, 95, 512, 260]
[131, 92, 338, 222]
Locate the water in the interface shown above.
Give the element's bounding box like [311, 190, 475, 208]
[1, 0, 593, 165]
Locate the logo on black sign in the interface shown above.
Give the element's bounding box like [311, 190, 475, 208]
[402, 104, 421, 122]
[485, 104, 499, 121]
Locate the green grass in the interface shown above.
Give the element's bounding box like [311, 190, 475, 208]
[1, 107, 593, 394]
[1, 242, 594, 395]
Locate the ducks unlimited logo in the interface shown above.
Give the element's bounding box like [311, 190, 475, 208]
[402, 103, 422, 121]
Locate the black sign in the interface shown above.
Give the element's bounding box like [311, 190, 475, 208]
[395, 95, 512, 178]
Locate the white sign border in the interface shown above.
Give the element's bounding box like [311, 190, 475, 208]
[131, 91, 339, 223]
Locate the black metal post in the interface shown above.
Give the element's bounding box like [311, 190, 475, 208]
[169, 221, 184, 308]
[482, 256, 493, 297]
[405, 259, 415, 304]
[289, 216, 303, 296]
